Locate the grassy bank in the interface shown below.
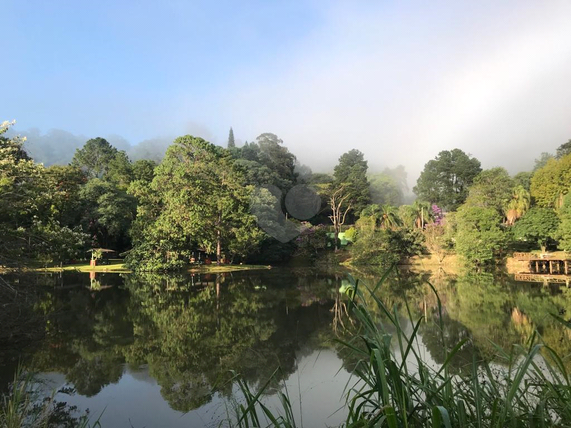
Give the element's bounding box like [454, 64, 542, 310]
[29, 260, 131, 273]
[187, 264, 272, 274]
[20, 260, 272, 275]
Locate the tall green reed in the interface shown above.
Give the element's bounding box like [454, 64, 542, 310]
[0, 369, 101, 428]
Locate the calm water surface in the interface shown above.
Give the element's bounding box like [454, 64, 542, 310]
[1, 268, 570, 427]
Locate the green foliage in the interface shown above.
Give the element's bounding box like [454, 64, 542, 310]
[455, 205, 507, 265]
[0, 121, 89, 265]
[512, 207, 560, 252]
[555, 139, 571, 159]
[530, 154, 571, 208]
[71, 137, 124, 180]
[533, 152, 554, 171]
[233, 271, 571, 427]
[344, 226, 356, 242]
[398, 201, 433, 229]
[131, 159, 156, 183]
[127, 135, 264, 271]
[423, 222, 452, 263]
[231, 133, 297, 190]
[414, 149, 482, 211]
[350, 227, 423, 267]
[293, 224, 328, 258]
[333, 149, 371, 217]
[369, 172, 403, 206]
[512, 171, 532, 191]
[0, 371, 98, 428]
[464, 167, 514, 215]
[80, 179, 136, 250]
[557, 195, 571, 252]
[227, 127, 236, 148]
[504, 185, 531, 226]
[358, 204, 402, 230]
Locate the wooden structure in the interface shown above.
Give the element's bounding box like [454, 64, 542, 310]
[514, 273, 571, 287]
[513, 252, 571, 275]
[528, 258, 570, 275]
[513, 252, 571, 286]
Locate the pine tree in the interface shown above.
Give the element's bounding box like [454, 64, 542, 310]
[227, 127, 235, 148]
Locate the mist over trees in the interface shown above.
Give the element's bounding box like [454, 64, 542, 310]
[5, 117, 571, 270]
[10, 127, 172, 167]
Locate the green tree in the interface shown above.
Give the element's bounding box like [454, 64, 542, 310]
[414, 149, 481, 211]
[369, 173, 403, 206]
[423, 223, 451, 263]
[455, 205, 507, 266]
[132, 159, 156, 183]
[533, 152, 554, 171]
[556, 197, 571, 252]
[128, 136, 264, 270]
[512, 171, 532, 191]
[230, 133, 297, 191]
[0, 121, 88, 265]
[530, 154, 571, 208]
[511, 207, 560, 253]
[255, 133, 297, 190]
[44, 165, 86, 227]
[71, 137, 119, 179]
[357, 204, 402, 230]
[333, 149, 370, 217]
[411, 200, 433, 229]
[80, 179, 136, 250]
[556, 139, 571, 159]
[105, 149, 133, 189]
[383, 165, 408, 194]
[504, 185, 531, 226]
[464, 167, 514, 216]
[350, 228, 423, 267]
[227, 127, 236, 148]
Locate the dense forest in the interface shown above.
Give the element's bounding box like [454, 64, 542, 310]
[2, 119, 571, 271]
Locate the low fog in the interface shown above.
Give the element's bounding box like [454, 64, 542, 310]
[5, 1, 571, 187]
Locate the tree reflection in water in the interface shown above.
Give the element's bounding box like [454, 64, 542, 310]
[2, 267, 570, 419]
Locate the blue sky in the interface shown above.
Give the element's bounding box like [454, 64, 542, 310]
[4, 1, 571, 178]
[3, 1, 322, 139]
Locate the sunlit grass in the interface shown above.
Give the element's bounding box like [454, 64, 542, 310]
[27, 260, 271, 274]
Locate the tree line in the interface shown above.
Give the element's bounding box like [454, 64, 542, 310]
[3, 118, 571, 270]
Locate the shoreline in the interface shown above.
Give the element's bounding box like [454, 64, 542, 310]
[1, 261, 272, 275]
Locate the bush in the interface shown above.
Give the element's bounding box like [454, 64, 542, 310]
[350, 228, 424, 267]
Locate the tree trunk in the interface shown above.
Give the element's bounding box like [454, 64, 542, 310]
[216, 211, 222, 265]
[216, 229, 222, 265]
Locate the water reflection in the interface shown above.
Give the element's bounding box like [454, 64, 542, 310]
[1, 268, 571, 426]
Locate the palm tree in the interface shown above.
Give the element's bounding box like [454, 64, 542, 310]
[359, 204, 382, 230]
[379, 205, 402, 230]
[504, 185, 530, 225]
[412, 201, 433, 229]
[398, 205, 417, 229]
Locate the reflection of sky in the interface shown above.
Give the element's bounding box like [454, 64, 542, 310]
[43, 351, 353, 428]
[36, 327, 440, 428]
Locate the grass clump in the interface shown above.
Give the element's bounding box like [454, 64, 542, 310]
[0, 370, 101, 428]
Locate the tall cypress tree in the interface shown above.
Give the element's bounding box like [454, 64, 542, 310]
[227, 127, 236, 148]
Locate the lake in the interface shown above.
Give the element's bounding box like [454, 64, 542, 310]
[1, 267, 570, 427]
